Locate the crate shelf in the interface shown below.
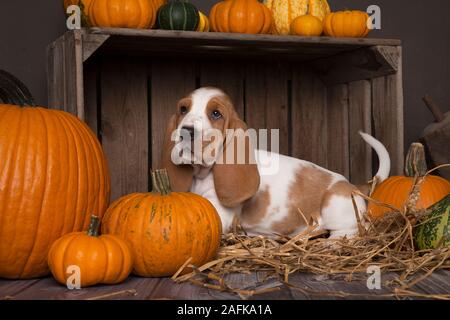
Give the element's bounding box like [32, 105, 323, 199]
[47, 28, 403, 201]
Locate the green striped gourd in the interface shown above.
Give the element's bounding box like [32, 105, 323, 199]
[414, 195, 450, 250]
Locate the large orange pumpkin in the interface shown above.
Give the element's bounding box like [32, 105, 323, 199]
[0, 71, 110, 279]
[89, 0, 156, 29]
[368, 143, 450, 219]
[48, 216, 132, 287]
[102, 169, 222, 277]
[209, 0, 273, 34]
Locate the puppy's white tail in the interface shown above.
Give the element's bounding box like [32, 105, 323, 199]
[359, 132, 391, 182]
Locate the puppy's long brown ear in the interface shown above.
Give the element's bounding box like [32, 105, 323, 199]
[213, 113, 260, 207]
[161, 115, 193, 192]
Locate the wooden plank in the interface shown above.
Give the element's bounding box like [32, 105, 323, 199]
[291, 67, 328, 167]
[150, 59, 197, 170]
[326, 84, 349, 178]
[46, 31, 84, 120]
[312, 45, 400, 85]
[46, 35, 65, 111]
[371, 47, 404, 176]
[100, 58, 149, 201]
[88, 28, 402, 47]
[245, 62, 289, 155]
[81, 32, 110, 62]
[200, 60, 244, 118]
[348, 80, 372, 185]
[2, 270, 449, 299]
[0, 279, 41, 299]
[83, 59, 99, 137]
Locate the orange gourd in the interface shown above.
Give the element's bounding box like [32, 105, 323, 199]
[368, 143, 450, 219]
[102, 169, 222, 277]
[0, 71, 110, 279]
[197, 11, 210, 32]
[290, 15, 323, 36]
[48, 216, 133, 287]
[323, 10, 370, 38]
[209, 0, 272, 34]
[264, 0, 330, 35]
[89, 0, 156, 29]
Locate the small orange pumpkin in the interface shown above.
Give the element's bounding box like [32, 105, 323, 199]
[209, 0, 273, 34]
[290, 15, 323, 36]
[102, 169, 222, 277]
[368, 143, 450, 219]
[323, 10, 370, 38]
[89, 0, 156, 29]
[48, 216, 133, 287]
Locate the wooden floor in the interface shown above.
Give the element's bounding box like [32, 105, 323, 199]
[1, 270, 449, 300]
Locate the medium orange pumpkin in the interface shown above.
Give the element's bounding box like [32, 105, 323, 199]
[323, 10, 370, 38]
[290, 15, 323, 36]
[209, 0, 272, 34]
[368, 143, 450, 219]
[48, 216, 133, 287]
[102, 169, 222, 277]
[89, 0, 156, 29]
[0, 71, 110, 279]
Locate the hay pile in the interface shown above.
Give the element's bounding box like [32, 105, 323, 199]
[173, 169, 450, 299]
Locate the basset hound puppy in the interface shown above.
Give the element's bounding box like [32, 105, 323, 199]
[162, 87, 391, 238]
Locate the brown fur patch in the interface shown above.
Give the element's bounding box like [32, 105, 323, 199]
[241, 186, 271, 226]
[322, 181, 359, 209]
[271, 165, 333, 235]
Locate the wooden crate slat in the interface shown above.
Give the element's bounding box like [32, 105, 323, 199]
[150, 59, 197, 170]
[200, 60, 244, 118]
[291, 67, 328, 167]
[83, 60, 99, 137]
[100, 58, 149, 201]
[311, 45, 400, 85]
[244, 62, 289, 155]
[348, 80, 373, 185]
[88, 28, 401, 47]
[326, 84, 349, 178]
[371, 48, 404, 176]
[47, 31, 84, 119]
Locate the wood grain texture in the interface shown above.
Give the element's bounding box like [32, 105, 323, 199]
[83, 59, 99, 137]
[46, 31, 84, 119]
[245, 62, 289, 155]
[88, 28, 402, 47]
[372, 49, 404, 177]
[312, 46, 400, 85]
[291, 67, 328, 167]
[150, 59, 197, 170]
[348, 80, 372, 185]
[200, 60, 244, 118]
[100, 58, 149, 201]
[326, 84, 349, 178]
[2, 270, 449, 300]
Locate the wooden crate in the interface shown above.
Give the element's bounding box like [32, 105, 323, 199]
[47, 28, 403, 201]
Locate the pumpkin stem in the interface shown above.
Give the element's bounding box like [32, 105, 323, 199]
[151, 169, 172, 195]
[405, 143, 428, 177]
[87, 215, 100, 237]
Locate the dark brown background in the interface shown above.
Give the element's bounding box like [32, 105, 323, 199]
[1, 0, 449, 150]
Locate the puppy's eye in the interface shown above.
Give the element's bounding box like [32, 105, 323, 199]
[211, 110, 222, 120]
[180, 106, 188, 115]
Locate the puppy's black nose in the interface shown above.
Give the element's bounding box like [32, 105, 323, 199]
[181, 126, 195, 141]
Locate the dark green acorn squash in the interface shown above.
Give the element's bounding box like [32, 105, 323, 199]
[157, 0, 199, 31]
